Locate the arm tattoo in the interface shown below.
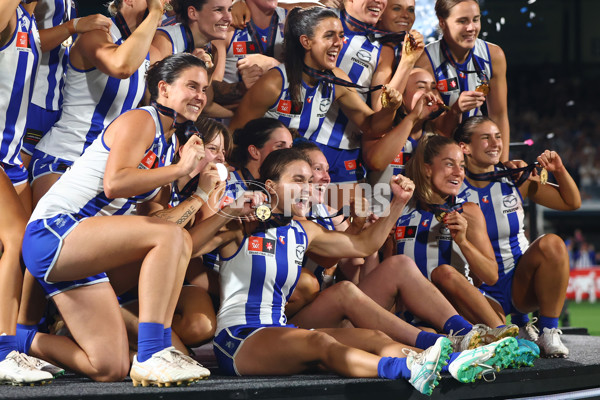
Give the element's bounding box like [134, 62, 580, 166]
[212, 81, 247, 105]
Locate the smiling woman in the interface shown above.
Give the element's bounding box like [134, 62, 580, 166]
[20, 54, 214, 386]
[397, 133, 518, 333]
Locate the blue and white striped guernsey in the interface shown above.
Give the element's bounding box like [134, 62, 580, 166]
[264, 64, 335, 142]
[424, 38, 492, 121]
[30, 0, 74, 111]
[303, 204, 335, 283]
[216, 220, 308, 333]
[29, 106, 176, 222]
[156, 23, 194, 54]
[223, 7, 286, 84]
[458, 170, 529, 278]
[395, 203, 470, 282]
[0, 5, 40, 166]
[316, 10, 381, 150]
[35, 18, 150, 162]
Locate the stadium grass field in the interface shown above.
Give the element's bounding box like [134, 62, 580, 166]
[562, 301, 600, 336]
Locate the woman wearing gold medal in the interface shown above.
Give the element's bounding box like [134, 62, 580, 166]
[455, 116, 581, 358]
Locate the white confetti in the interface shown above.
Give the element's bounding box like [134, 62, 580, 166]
[528, 0, 536, 4]
[487, 18, 492, 24]
[546, 133, 555, 139]
[549, 78, 556, 84]
[530, 11, 536, 19]
[500, 17, 505, 24]
[566, 100, 575, 107]
[482, 32, 489, 37]
[496, 22, 501, 31]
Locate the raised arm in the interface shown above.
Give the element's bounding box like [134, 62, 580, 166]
[334, 68, 401, 139]
[38, 14, 111, 52]
[486, 43, 509, 161]
[228, 67, 283, 130]
[447, 202, 498, 285]
[370, 30, 425, 112]
[303, 174, 414, 258]
[525, 150, 581, 211]
[362, 92, 439, 171]
[71, 0, 163, 78]
[103, 112, 206, 199]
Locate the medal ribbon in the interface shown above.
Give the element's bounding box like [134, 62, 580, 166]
[440, 39, 489, 86]
[302, 64, 384, 93]
[246, 12, 279, 57]
[426, 196, 464, 222]
[114, 13, 132, 39]
[341, 11, 407, 44]
[465, 162, 539, 187]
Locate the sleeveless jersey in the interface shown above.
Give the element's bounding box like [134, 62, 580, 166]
[223, 7, 286, 83]
[30, 107, 176, 221]
[458, 171, 529, 277]
[264, 64, 335, 142]
[35, 18, 150, 162]
[30, 0, 74, 111]
[0, 5, 40, 166]
[368, 135, 418, 187]
[156, 23, 194, 54]
[316, 10, 381, 150]
[395, 203, 470, 281]
[424, 38, 492, 120]
[303, 204, 336, 278]
[216, 220, 308, 333]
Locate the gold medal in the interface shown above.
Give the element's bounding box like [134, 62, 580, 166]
[435, 211, 447, 223]
[540, 167, 548, 185]
[62, 36, 73, 48]
[404, 32, 418, 55]
[255, 204, 272, 221]
[381, 90, 389, 108]
[475, 83, 489, 96]
[163, 2, 173, 12]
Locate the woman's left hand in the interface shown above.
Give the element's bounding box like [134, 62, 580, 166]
[179, 135, 208, 177]
[537, 150, 564, 173]
[390, 174, 415, 205]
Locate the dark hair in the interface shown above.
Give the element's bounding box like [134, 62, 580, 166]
[405, 133, 458, 204]
[453, 115, 495, 144]
[292, 138, 321, 154]
[147, 53, 207, 102]
[172, 0, 209, 25]
[195, 117, 233, 159]
[259, 148, 311, 184]
[435, 0, 479, 20]
[284, 6, 340, 111]
[230, 118, 288, 168]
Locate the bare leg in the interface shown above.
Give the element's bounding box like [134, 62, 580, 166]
[234, 327, 382, 377]
[29, 283, 130, 382]
[289, 280, 421, 346]
[31, 172, 61, 209]
[319, 328, 417, 357]
[13, 181, 32, 216]
[431, 264, 505, 327]
[0, 171, 27, 334]
[359, 255, 461, 331]
[512, 234, 570, 317]
[171, 285, 216, 347]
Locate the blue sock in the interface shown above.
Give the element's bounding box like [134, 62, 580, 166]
[0, 334, 18, 360]
[16, 324, 38, 354]
[137, 322, 164, 363]
[441, 352, 460, 373]
[415, 331, 444, 350]
[538, 315, 558, 331]
[378, 357, 410, 380]
[495, 324, 506, 329]
[510, 313, 530, 327]
[442, 315, 473, 335]
[164, 327, 172, 348]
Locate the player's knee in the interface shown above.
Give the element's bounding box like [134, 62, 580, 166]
[177, 313, 216, 347]
[431, 264, 460, 290]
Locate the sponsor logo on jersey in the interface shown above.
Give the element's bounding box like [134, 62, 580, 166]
[344, 159, 357, 171]
[395, 225, 417, 240]
[233, 41, 258, 55]
[295, 244, 305, 265]
[502, 194, 519, 214]
[307, 96, 313, 104]
[437, 77, 459, 92]
[139, 150, 157, 169]
[482, 195, 489, 204]
[279, 236, 286, 245]
[16, 32, 28, 49]
[247, 236, 276, 256]
[421, 219, 429, 228]
[439, 225, 451, 235]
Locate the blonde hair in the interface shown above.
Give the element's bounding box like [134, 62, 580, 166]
[106, 0, 123, 17]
